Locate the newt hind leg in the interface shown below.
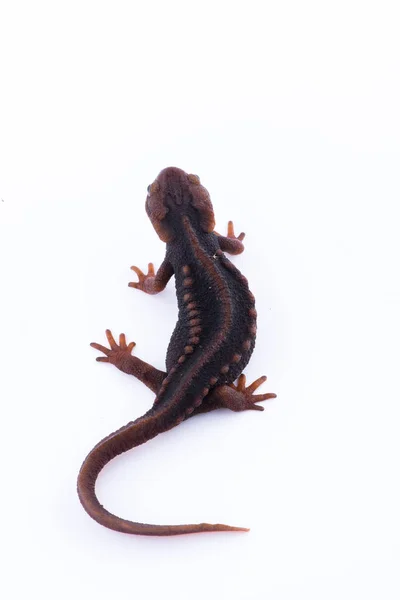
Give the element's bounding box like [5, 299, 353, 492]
[90, 329, 166, 394]
[191, 374, 276, 416]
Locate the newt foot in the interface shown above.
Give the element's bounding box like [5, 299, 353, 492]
[228, 374, 276, 411]
[226, 220, 245, 242]
[90, 329, 136, 368]
[128, 263, 159, 294]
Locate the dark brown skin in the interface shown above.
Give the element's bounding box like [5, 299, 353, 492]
[77, 167, 276, 536]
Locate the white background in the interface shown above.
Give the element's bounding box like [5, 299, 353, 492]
[1, 1, 399, 599]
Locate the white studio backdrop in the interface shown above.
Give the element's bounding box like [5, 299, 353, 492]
[0, 1, 399, 599]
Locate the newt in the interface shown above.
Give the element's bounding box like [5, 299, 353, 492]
[77, 167, 276, 536]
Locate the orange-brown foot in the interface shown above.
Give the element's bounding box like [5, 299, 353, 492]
[90, 329, 136, 370]
[91, 330, 166, 392]
[128, 263, 160, 294]
[215, 221, 245, 255]
[201, 374, 276, 415]
[227, 374, 276, 411]
[226, 220, 245, 242]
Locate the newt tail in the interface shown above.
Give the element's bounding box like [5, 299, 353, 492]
[77, 403, 248, 536]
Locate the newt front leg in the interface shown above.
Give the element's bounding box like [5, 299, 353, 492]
[216, 221, 245, 255]
[128, 259, 173, 294]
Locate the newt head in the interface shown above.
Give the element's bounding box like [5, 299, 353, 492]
[145, 167, 215, 242]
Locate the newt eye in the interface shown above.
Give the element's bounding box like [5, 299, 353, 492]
[188, 174, 200, 185]
[147, 185, 151, 194]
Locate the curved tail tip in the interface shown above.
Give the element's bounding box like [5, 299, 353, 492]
[210, 524, 250, 533]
